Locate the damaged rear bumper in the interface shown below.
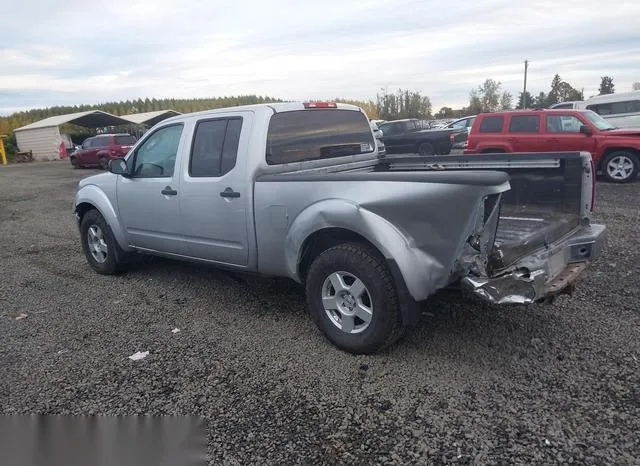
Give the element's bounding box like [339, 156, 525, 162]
[461, 223, 606, 304]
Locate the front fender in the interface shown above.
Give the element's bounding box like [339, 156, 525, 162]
[75, 185, 129, 250]
[284, 199, 449, 302]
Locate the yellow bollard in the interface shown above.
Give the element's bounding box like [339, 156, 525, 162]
[0, 135, 7, 165]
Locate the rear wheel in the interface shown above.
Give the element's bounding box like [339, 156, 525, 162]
[418, 142, 435, 156]
[305, 242, 406, 354]
[99, 156, 109, 170]
[601, 151, 638, 183]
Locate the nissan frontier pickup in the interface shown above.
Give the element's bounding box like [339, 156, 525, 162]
[74, 102, 606, 354]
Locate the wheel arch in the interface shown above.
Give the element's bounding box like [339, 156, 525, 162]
[75, 186, 129, 251]
[284, 199, 440, 303]
[599, 147, 640, 169]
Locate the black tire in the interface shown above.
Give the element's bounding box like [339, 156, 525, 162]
[70, 156, 78, 168]
[99, 156, 109, 170]
[601, 150, 639, 184]
[417, 142, 435, 156]
[80, 209, 129, 275]
[305, 242, 406, 354]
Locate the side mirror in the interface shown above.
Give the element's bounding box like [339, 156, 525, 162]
[579, 124, 593, 135]
[108, 158, 130, 177]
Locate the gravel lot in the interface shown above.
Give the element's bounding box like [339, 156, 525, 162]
[1, 161, 639, 465]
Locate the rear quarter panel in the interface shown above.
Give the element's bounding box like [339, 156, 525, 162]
[253, 171, 510, 301]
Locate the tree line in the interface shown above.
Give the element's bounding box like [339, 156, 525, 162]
[2, 75, 637, 158]
[0, 95, 285, 137]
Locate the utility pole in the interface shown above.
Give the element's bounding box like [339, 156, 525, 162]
[523, 60, 529, 109]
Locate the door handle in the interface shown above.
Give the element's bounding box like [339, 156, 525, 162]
[161, 186, 178, 196]
[220, 187, 240, 198]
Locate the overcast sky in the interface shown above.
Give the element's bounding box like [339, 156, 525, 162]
[1, 0, 639, 116]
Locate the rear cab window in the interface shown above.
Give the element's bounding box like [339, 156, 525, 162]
[266, 109, 375, 165]
[478, 116, 505, 133]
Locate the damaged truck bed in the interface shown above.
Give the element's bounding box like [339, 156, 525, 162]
[379, 152, 606, 304]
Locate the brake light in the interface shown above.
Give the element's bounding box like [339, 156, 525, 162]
[303, 102, 337, 108]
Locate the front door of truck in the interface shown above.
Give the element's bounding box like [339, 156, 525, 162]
[116, 123, 188, 256]
[178, 113, 250, 266]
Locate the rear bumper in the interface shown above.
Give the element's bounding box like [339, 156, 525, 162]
[461, 223, 606, 304]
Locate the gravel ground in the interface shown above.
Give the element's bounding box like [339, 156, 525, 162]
[1, 161, 639, 465]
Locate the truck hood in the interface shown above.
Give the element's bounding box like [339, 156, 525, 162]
[604, 128, 640, 137]
[78, 172, 116, 190]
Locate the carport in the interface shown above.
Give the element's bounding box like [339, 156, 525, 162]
[13, 110, 132, 161]
[120, 110, 182, 137]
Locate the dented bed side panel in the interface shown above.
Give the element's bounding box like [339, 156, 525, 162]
[253, 171, 510, 301]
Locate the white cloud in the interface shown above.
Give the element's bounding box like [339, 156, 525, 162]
[1, 0, 639, 114]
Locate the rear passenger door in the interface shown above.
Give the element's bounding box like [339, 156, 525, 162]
[507, 114, 543, 152]
[178, 113, 250, 266]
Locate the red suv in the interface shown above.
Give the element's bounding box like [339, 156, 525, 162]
[464, 109, 640, 183]
[70, 133, 137, 169]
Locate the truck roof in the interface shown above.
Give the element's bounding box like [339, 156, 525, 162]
[159, 102, 364, 125]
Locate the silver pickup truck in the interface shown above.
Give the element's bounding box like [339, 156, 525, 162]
[74, 102, 606, 354]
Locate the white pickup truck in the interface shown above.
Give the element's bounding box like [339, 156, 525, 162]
[74, 102, 606, 354]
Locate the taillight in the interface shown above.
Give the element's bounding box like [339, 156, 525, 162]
[303, 102, 337, 108]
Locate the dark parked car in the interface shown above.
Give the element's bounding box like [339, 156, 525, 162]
[378, 119, 466, 156]
[71, 133, 137, 169]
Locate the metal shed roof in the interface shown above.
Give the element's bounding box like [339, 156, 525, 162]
[13, 110, 132, 132]
[120, 110, 182, 127]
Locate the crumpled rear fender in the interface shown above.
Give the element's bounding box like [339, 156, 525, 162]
[74, 185, 129, 251]
[284, 199, 451, 302]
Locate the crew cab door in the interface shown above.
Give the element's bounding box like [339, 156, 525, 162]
[116, 123, 188, 255]
[542, 113, 596, 152]
[506, 114, 544, 152]
[178, 113, 250, 266]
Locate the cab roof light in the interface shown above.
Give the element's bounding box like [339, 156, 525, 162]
[303, 102, 338, 109]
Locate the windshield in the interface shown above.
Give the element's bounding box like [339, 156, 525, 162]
[582, 110, 616, 130]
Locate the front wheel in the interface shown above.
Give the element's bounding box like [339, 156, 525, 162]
[80, 209, 129, 275]
[601, 151, 638, 183]
[99, 156, 109, 170]
[305, 243, 405, 354]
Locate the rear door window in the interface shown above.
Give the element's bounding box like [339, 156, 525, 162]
[189, 118, 242, 177]
[93, 136, 110, 147]
[508, 115, 540, 133]
[115, 135, 137, 145]
[266, 109, 375, 165]
[478, 116, 505, 133]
